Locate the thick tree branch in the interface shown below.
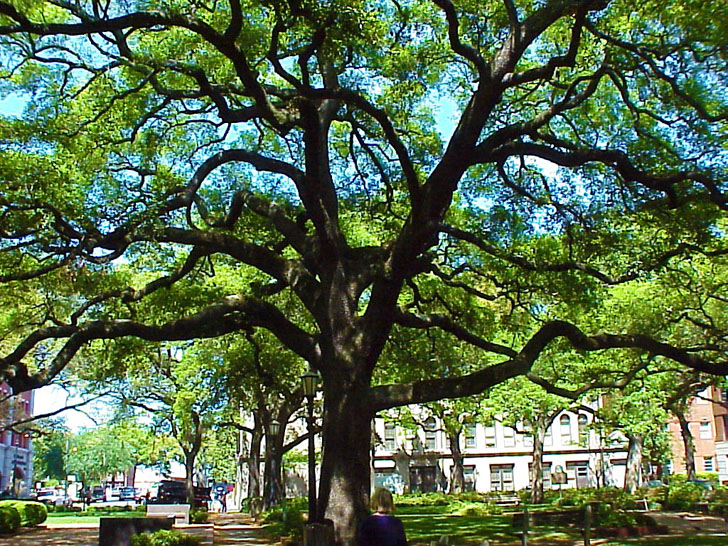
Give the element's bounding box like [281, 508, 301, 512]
[369, 320, 727, 411]
[1, 295, 319, 393]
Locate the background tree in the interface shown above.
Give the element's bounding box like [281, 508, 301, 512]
[66, 426, 136, 486]
[32, 418, 70, 483]
[486, 377, 573, 503]
[1, 1, 727, 543]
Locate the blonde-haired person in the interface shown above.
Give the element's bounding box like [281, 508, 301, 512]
[357, 487, 408, 546]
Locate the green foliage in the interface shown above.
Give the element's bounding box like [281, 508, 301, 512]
[190, 508, 209, 524]
[65, 426, 136, 482]
[548, 487, 639, 511]
[0, 506, 20, 534]
[129, 529, 201, 546]
[261, 497, 305, 541]
[31, 418, 70, 482]
[447, 501, 503, 517]
[0, 501, 47, 526]
[0, 0, 727, 537]
[591, 505, 638, 529]
[85, 505, 145, 515]
[666, 482, 709, 510]
[394, 492, 450, 507]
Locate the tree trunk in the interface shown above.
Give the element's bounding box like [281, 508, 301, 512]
[530, 419, 546, 504]
[318, 390, 373, 546]
[247, 424, 263, 500]
[263, 431, 284, 509]
[184, 449, 197, 506]
[623, 433, 643, 493]
[448, 431, 465, 494]
[677, 413, 696, 480]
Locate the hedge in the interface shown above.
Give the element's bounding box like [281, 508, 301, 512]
[0, 506, 20, 534]
[0, 500, 47, 526]
[130, 529, 201, 546]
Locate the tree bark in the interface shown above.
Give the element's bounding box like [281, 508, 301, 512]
[623, 433, 643, 493]
[448, 431, 465, 494]
[318, 390, 373, 546]
[263, 427, 284, 509]
[247, 426, 263, 500]
[530, 418, 546, 504]
[183, 448, 197, 506]
[677, 412, 696, 480]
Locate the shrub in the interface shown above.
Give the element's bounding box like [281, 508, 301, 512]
[448, 501, 503, 517]
[0, 501, 47, 526]
[130, 529, 201, 546]
[666, 482, 705, 510]
[190, 508, 209, 524]
[261, 499, 305, 541]
[547, 487, 641, 511]
[0, 506, 20, 534]
[591, 504, 637, 528]
[394, 492, 449, 507]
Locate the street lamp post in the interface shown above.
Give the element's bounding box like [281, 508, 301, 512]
[301, 370, 319, 523]
[269, 419, 281, 507]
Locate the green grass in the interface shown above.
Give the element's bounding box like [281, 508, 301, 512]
[46, 508, 146, 525]
[397, 506, 727, 546]
[399, 509, 572, 545]
[601, 539, 727, 546]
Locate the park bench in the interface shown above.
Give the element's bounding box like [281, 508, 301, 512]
[511, 506, 594, 546]
[494, 494, 520, 507]
[146, 503, 190, 525]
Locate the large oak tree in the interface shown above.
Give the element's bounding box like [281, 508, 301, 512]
[1, 0, 726, 543]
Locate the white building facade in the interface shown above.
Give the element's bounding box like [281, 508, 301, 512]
[372, 407, 628, 494]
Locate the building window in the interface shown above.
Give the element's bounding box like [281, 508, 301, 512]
[560, 415, 572, 445]
[384, 422, 396, 450]
[567, 462, 590, 488]
[490, 464, 514, 492]
[523, 433, 534, 447]
[485, 426, 496, 448]
[424, 418, 438, 450]
[700, 421, 712, 440]
[578, 414, 589, 445]
[544, 426, 553, 446]
[696, 387, 711, 404]
[465, 424, 477, 448]
[463, 465, 476, 491]
[704, 457, 714, 472]
[503, 426, 516, 448]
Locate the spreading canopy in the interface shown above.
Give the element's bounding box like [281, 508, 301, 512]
[1, 0, 727, 541]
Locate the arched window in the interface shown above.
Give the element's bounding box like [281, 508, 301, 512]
[578, 414, 589, 445]
[560, 415, 572, 445]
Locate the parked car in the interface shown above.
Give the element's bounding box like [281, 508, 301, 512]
[150, 480, 211, 509]
[36, 488, 72, 506]
[688, 479, 717, 490]
[90, 486, 105, 503]
[119, 486, 140, 502]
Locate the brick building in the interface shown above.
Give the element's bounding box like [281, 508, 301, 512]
[666, 385, 728, 483]
[0, 383, 34, 496]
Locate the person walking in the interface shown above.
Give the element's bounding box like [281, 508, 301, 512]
[358, 487, 407, 546]
[220, 489, 227, 513]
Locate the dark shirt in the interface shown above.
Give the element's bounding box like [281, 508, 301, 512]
[358, 513, 407, 546]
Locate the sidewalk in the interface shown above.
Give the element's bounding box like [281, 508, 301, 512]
[0, 513, 271, 545]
